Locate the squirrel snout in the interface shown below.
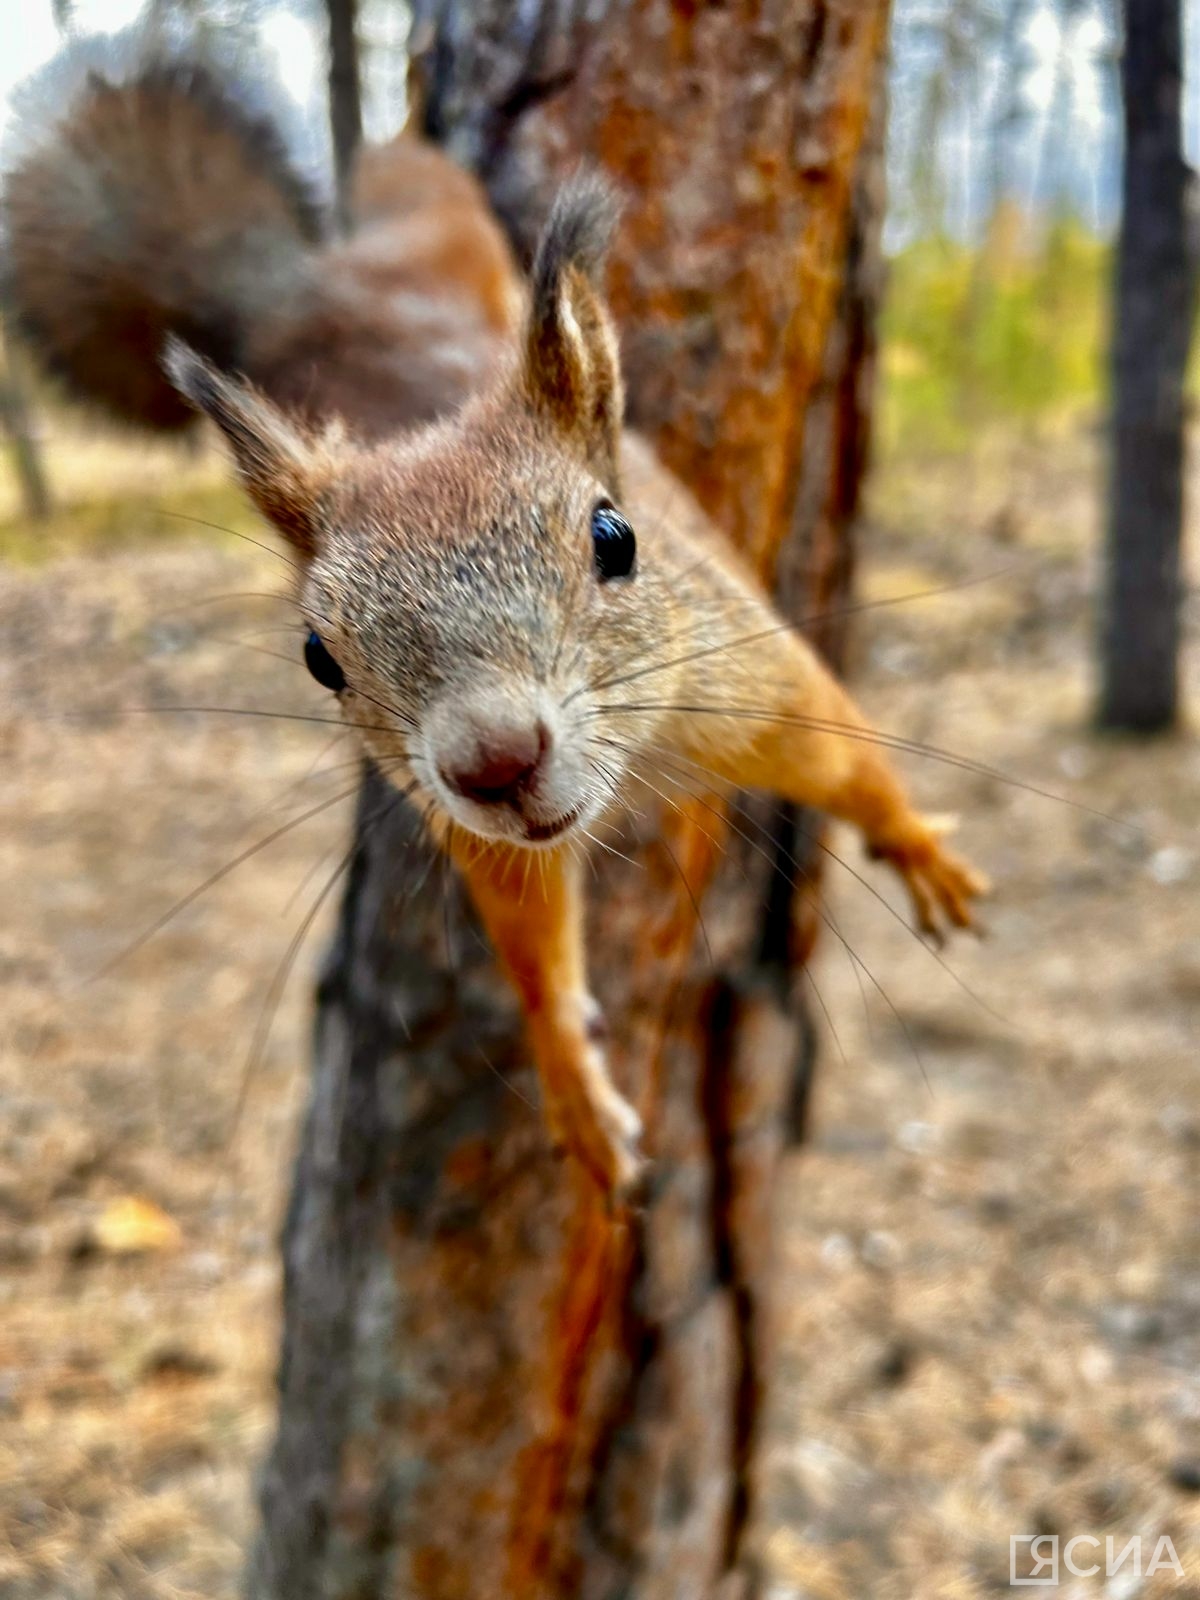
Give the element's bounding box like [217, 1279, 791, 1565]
[438, 719, 550, 807]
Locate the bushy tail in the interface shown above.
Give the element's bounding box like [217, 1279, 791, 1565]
[1, 45, 326, 431]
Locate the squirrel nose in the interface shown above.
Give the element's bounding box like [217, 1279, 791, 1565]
[440, 720, 549, 806]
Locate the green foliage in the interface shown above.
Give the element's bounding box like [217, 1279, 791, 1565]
[879, 218, 1112, 456]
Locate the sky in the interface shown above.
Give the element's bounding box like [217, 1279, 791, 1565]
[1, 0, 1197, 242]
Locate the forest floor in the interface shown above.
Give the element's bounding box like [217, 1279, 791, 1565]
[0, 419, 1197, 1598]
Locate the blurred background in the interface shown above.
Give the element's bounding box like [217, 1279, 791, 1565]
[0, 2, 1198, 1597]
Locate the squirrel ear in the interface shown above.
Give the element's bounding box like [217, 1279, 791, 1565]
[521, 174, 624, 483]
[163, 338, 329, 554]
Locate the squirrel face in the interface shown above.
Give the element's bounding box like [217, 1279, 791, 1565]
[296, 406, 662, 847]
[165, 179, 668, 850]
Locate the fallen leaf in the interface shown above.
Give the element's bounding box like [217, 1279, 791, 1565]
[92, 1196, 182, 1255]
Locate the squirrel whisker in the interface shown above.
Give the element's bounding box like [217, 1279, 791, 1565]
[615, 758, 852, 1067]
[156, 510, 304, 574]
[591, 698, 1136, 831]
[605, 733, 1006, 1030]
[226, 773, 411, 1171]
[616, 753, 926, 1084]
[86, 773, 416, 988]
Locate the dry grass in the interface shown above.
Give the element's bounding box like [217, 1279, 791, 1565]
[0, 420, 1198, 1596]
[0, 410, 228, 532]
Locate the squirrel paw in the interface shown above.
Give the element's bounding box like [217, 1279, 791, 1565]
[869, 814, 990, 942]
[543, 1000, 646, 1205]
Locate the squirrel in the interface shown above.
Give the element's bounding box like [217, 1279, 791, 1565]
[2, 43, 988, 1202]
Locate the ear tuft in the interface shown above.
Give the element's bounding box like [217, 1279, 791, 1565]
[162, 336, 219, 414]
[163, 338, 329, 554]
[522, 172, 624, 484]
[529, 172, 620, 320]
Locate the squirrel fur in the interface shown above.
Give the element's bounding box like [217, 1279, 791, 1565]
[3, 44, 987, 1202]
[2, 40, 519, 438]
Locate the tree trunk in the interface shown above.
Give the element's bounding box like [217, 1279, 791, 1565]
[1098, 0, 1196, 732]
[0, 336, 51, 522]
[248, 5, 889, 1597]
[326, 0, 363, 234]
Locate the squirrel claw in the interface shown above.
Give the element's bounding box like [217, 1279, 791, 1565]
[543, 1003, 646, 1207]
[873, 816, 990, 940]
[552, 1081, 645, 1206]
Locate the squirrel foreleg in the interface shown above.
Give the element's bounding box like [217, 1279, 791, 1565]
[673, 625, 990, 941]
[450, 837, 644, 1201]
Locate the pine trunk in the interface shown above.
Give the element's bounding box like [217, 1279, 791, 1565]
[1098, 0, 1196, 732]
[248, 4, 889, 1596]
[326, 0, 363, 234]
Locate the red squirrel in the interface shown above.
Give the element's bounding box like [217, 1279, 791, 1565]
[3, 42, 987, 1202]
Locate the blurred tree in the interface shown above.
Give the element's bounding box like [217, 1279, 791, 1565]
[893, 0, 1004, 236]
[888, 0, 1122, 243]
[326, 0, 363, 231]
[0, 333, 51, 523]
[248, 3, 890, 1598]
[1098, 0, 1197, 731]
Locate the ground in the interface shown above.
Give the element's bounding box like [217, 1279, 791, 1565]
[0, 419, 1197, 1598]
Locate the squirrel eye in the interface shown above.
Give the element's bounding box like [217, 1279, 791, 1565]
[304, 630, 346, 693]
[591, 503, 637, 582]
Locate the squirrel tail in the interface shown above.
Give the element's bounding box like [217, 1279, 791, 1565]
[1, 39, 327, 432]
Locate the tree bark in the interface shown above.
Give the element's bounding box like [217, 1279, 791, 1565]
[326, 0, 364, 235]
[1098, 0, 1197, 732]
[248, 4, 890, 1597]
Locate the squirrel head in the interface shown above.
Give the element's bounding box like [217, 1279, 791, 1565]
[166, 176, 669, 849]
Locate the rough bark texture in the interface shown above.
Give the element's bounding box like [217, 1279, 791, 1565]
[1098, 0, 1197, 732]
[772, 73, 887, 1143]
[249, 5, 889, 1597]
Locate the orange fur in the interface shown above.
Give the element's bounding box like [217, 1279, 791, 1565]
[349, 134, 522, 339]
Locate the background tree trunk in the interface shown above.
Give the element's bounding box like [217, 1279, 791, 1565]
[248, 4, 890, 1597]
[1098, 0, 1196, 732]
[0, 334, 51, 523]
[326, 0, 363, 234]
